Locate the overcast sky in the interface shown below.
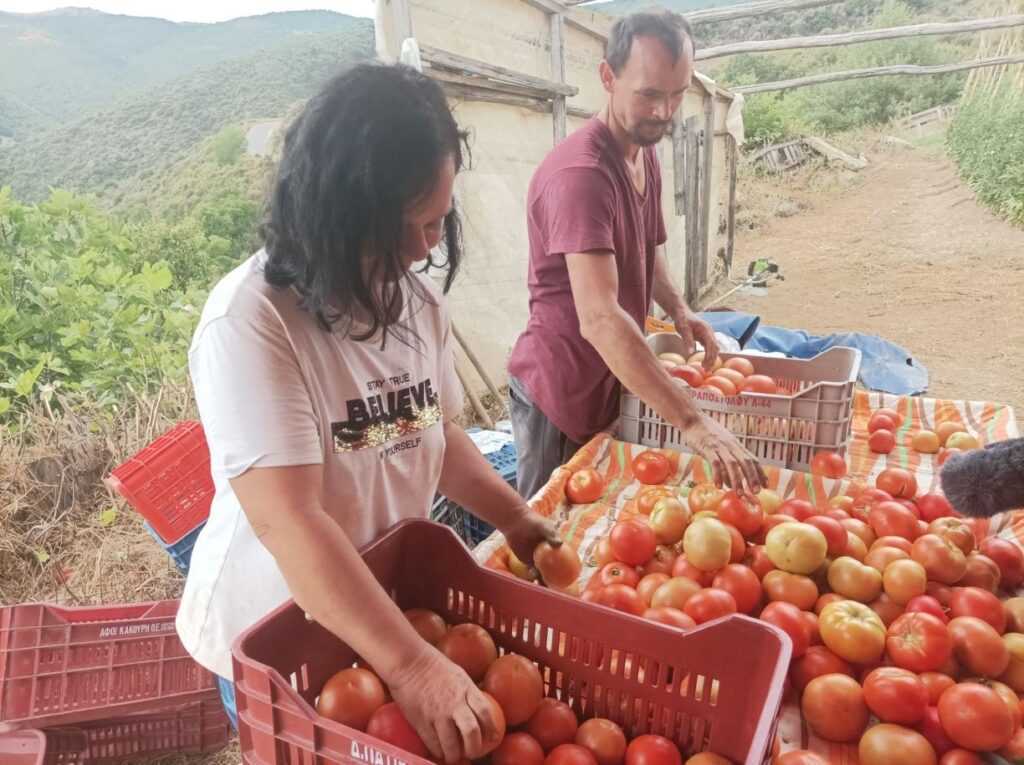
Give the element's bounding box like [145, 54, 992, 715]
[0, 1, 377, 23]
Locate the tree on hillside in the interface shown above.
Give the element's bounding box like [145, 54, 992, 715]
[211, 125, 246, 165]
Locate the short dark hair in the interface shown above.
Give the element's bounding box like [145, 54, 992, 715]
[262, 62, 469, 342]
[604, 9, 694, 75]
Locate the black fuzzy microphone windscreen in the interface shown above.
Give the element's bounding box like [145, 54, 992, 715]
[940, 438, 1024, 518]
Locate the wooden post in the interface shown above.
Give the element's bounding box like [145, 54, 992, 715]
[455, 358, 495, 430]
[672, 113, 686, 217]
[726, 138, 738, 271]
[551, 12, 567, 144]
[388, 0, 412, 56]
[683, 117, 701, 308]
[698, 93, 716, 292]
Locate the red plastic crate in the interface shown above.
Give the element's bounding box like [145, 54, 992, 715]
[73, 697, 230, 763]
[232, 520, 791, 765]
[106, 420, 214, 544]
[0, 600, 218, 731]
[0, 729, 88, 765]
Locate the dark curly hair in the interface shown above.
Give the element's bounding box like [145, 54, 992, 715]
[262, 61, 469, 342]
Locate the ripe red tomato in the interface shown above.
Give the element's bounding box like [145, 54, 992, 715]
[724, 357, 756, 376]
[928, 519, 976, 556]
[904, 595, 949, 624]
[778, 499, 816, 521]
[869, 429, 896, 454]
[912, 534, 967, 585]
[939, 750, 985, 765]
[366, 703, 429, 757]
[644, 606, 696, 631]
[948, 616, 1010, 676]
[919, 673, 956, 705]
[638, 545, 678, 578]
[789, 645, 856, 691]
[633, 450, 671, 485]
[596, 584, 646, 617]
[938, 682, 1016, 752]
[937, 448, 961, 466]
[712, 564, 762, 614]
[868, 412, 897, 433]
[598, 562, 641, 590]
[493, 732, 545, 765]
[886, 612, 952, 673]
[804, 515, 847, 557]
[917, 494, 954, 523]
[316, 668, 386, 731]
[436, 624, 498, 682]
[670, 555, 717, 587]
[483, 653, 544, 726]
[609, 521, 658, 567]
[980, 537, 1024, 588]
[850, 488, 894, 522]
[624, 734, 683, 765]
[811, 451, 847, 479]
[535, 542, 582, 589]
[404, 609, 447, 644]
[863, 667, 929, 724]
[669, 364, 704, 388]
[717, 491, 764, 537]
[760, 601, 811, 658]
[636, 486, 674, 516]
[876, 468, 918, 499]
[960, 553, 1000, 592]
[745, 545, 775, 580]
[875, 407, 903, 425]
[869, 501, 921, 541]
[914, 705, 956, 757]
[801, 673, 870, 743]
[683, 588, 737, 625]
[546, 744, 599, 765]
[738, 374, 779, 394]
[574, 718, 627, 765]
[566, 468, 605, 505]
[949, 586, 1006, 632]
[526, 698, 579, 753]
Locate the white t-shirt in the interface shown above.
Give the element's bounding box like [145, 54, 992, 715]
[176, 253, 463, 678]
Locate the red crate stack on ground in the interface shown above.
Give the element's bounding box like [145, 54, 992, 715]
[0, 422, 230, 763]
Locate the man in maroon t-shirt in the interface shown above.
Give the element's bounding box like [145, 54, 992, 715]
[507, 9, 766, 500]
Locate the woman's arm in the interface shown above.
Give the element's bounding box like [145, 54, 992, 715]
[230, 463, 498, 762]
[437, 422, 561, 563]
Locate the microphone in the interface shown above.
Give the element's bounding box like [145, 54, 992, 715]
[939, 438, 1024, 518]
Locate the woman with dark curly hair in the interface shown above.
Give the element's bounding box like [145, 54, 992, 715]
[176, 62, 558, 762]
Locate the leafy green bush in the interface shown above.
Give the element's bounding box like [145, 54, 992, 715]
[947, 87, 1024, 225]
[0, 187, 204, 418]
[211, 125, 246, 165]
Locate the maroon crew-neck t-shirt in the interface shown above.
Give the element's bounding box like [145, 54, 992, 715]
[508, 117, 668, 444]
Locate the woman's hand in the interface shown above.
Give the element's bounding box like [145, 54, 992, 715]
[386, 642, 500, 762]
[501, 507, 562, 567]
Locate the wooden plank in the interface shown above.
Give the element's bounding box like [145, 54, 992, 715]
[391, 0, 413, 44]
[698, 94, 715, 290]
[725, 139, 738, 271]
[441, 80, 596, 120]
[517, 0, 609, 41]
[672, 113, 686, 217]
[683, 116, 701, 308]
[419, 44, 579, 97]
[688, 0, 842, 24]
[551, 12, 567, 143]
[429, 69, 566, 100]
[698, 15, 1024, 60]
[735, 53, 1024, 93]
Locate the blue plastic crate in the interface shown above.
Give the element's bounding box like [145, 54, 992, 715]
[143, 518, 204, 573]
[431, 433, 517, 547]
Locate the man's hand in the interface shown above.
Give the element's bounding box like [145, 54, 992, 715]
[682, 415, 767, 494]
[501, 507, 562, 567]
[674, 310, 720, 372]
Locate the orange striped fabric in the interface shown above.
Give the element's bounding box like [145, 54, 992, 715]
[472, 389, 1019, 763]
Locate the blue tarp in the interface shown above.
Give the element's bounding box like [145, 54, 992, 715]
[696, 311, 929, 397]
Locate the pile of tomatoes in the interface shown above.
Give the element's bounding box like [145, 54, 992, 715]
[316, 609, 721, 764]
[657, 351, 780, 398]
[866, 405, 981, 459]
[525, 446, 1024, 765]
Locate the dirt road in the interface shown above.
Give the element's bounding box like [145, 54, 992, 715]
[715, 140, 1024, 418]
